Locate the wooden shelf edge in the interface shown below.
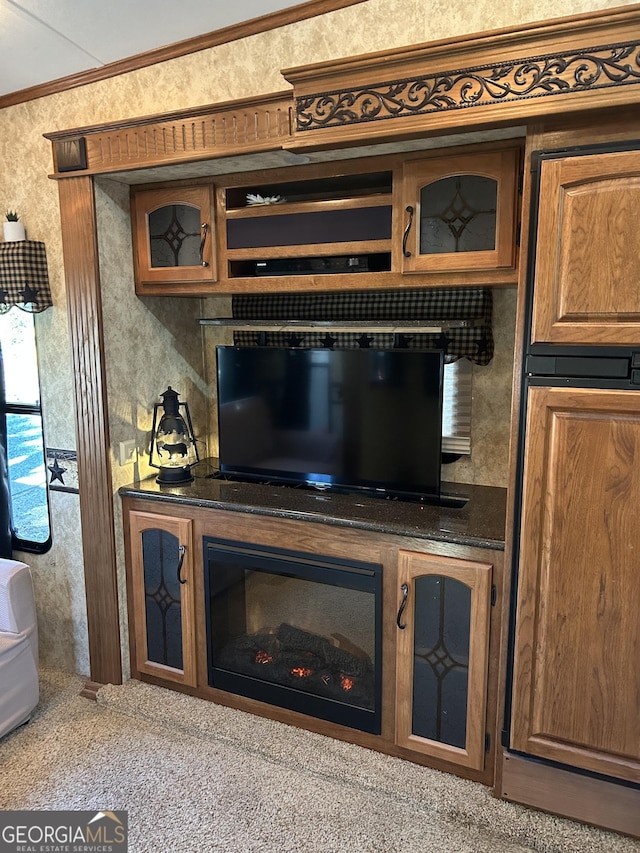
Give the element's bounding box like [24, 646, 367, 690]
[226, 194, 393, 217]
[199, 319, 480, 333]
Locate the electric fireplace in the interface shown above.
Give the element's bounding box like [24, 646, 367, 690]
[204, 537, 382, 733]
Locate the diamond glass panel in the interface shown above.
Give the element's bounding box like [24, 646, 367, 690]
[419, 176, 497, 254]
[142, 528, 183, 669]
[148, 204, 201, 267]
[412, 574, 471, 748]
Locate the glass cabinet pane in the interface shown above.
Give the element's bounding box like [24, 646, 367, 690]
[142, 528, 183, 669]
[148, 203, 202, 268]
[419, 176, 497, 255]
[411, 574, 471, 748]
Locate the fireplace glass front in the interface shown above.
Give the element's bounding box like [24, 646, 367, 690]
[204, 537, 382, 733]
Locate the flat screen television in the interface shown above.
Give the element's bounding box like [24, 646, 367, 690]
[216, 345, 444, 502]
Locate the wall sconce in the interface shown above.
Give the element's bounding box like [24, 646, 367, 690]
[149, 386, 199, 484]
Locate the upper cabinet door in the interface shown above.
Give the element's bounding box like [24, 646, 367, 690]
[400, 148, 519, 280]
[530, 148, 640, 346]
[131, 186, 216, 293]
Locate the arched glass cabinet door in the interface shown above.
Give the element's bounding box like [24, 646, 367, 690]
[395, 550, 492, 771]
[128, 510, 196, 686]
[401, 148, 519, 278]
[131, 185, 216, 291]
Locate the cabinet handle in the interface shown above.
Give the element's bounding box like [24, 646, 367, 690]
[402, 206, 414, 258]
[177, 544, 187, 584]
[397, 582, 409, 629]
[199, 223, 209, 267]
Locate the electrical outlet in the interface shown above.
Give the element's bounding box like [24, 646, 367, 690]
[118, 439, 137, 466]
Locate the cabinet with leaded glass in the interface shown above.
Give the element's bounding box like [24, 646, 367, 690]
[395, 549, 493, 771]
[131, 185, 216, 295]
[399, 146, 520, 283]
[126, 509, 196, 685]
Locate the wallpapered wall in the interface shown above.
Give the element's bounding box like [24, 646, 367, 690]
[0, 0, 632, 677]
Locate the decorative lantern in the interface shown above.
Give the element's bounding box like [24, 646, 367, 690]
[149, 386, 199, 484]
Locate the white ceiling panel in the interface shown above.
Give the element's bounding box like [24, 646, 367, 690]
[0, 0, 308, 97]
[0, 1, 97, 92]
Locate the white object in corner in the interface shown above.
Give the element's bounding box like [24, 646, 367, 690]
[3, 221, 26, 241]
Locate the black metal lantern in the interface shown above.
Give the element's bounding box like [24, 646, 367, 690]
[149, 386, 199, 484]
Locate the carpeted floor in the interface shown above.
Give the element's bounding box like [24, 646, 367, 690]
[0, 669, 638, 853]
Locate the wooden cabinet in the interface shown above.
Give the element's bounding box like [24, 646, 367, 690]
[127, 146, 522, 295]
[121, 493, 503, 782]
[399, 148, 520, 283]
[216, 163, 393, 287]
[530, 146, 640, 346]
[511, 386, 640, 783]
[125, 509, 197, 686]
[395, 549, 493, 771]
[131, 185, 216, 295]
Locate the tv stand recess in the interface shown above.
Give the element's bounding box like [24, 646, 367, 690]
[120, 478, 507, 786]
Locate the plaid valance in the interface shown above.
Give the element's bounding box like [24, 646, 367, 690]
[0, 240, 53, 313]
[232, 288, 493, 364]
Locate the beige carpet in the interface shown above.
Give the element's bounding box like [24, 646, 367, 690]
[0, 669, 637, 853]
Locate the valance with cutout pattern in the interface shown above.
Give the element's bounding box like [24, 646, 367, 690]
[232, 288, 493, 365]
[0, 240, 53, 313]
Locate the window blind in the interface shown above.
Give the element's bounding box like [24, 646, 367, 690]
[442, 358, 472, 455]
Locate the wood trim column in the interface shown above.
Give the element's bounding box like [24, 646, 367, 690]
[58, 175, 122, 685]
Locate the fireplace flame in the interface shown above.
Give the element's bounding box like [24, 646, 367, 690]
[290, 666, 313, 678]
[340, 673, 354, 692]
[255, 649, 273, 665]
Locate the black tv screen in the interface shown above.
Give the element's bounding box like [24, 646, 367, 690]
[216, 346, 443, 502]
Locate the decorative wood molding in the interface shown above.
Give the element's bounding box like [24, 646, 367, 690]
[44, 7, 640, 175]
[46, 93, 294, 177]
[80, 680, 105, 701]
[283, 4, 640, 147]
[294, 41, 640, 131]
[0, 0, 367, 110]
[57, 176, 123, 686]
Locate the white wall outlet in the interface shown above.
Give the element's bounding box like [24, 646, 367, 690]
[118, 439, 137, 466]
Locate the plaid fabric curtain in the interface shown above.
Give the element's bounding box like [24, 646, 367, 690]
[232, 288, 493, 364]
[0, 241, 53, 313]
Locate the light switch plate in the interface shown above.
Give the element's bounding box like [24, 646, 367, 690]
[119, 439, 137, 466]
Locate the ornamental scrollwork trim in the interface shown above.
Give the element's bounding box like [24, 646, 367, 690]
[295, 42, 640, 131]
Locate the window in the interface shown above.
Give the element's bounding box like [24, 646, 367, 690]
[442, 358, 472, 456]
[0, 311, 51, 552]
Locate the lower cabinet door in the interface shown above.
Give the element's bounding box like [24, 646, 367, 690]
[395, 550, 492, 770]
[128, 510, 196, 685]
[511, 386, 640, 783]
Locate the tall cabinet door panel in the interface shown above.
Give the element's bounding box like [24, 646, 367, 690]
[530, 149, 640, 345]
[395, 550, 492, 771]
[128, 510, 196, 686]
[511, 386, 640, 783]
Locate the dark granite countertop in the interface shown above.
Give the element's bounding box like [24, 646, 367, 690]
[119, 459, 507, 550]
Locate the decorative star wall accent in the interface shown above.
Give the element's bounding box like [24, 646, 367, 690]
[45, 448, 79, 493]
[47, 458, 67, 484]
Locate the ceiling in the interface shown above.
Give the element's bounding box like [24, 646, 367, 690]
[0, 0, 307, 98]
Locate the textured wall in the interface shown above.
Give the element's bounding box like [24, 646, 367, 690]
[1, 0, 633, 675]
